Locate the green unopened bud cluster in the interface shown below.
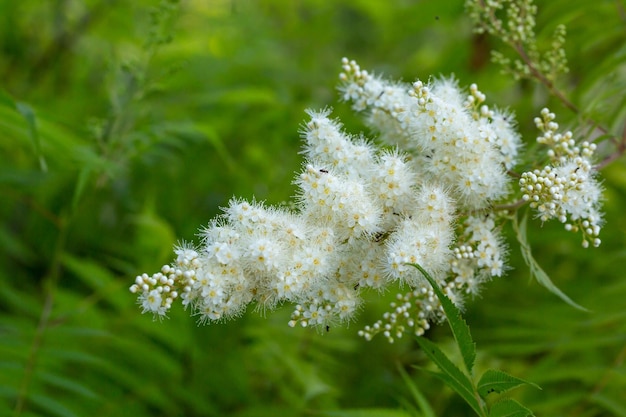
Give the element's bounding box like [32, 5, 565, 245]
[467, 0, 568, 81]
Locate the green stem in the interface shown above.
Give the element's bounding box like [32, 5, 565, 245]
[12, 214, 69, 417]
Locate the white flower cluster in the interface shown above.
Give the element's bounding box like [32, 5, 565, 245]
[520, 108, 602, 247]
[359, 213, 507, 343]
[338, 58, 521, 210]
[130, 58, 602, 342]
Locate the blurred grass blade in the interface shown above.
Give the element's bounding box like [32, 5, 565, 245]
[15, 101, 48, 172]
[195, 123, 237, 172]
[590, 393, 626, 417]
[513, 212, 588, 311]
[477, 369, 540, 398]
[320, 409, 413, 417]
[397, 363, 436, 417]
[38, 371, 99, 400]
[410, 263, 476, 374]
[71, 167, 92, 212]
[29, 392, 80, 417]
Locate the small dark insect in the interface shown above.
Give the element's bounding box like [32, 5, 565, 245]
[326, 325, 330, 332]
[319, 169, 329, 173]
[354, 283, 360, 291]
[575, 167, 580, 173]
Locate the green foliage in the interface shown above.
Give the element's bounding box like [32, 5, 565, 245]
[1, 0, 625, 416]
[411, 264, 539, 417]
[320, 410, 413, 417]
[489, 399, 534, 417]
[477, 370, 540, 398]
[410, 263, 476, 375]
[396, 364, 437, 417]
[513, 211, 588, 310]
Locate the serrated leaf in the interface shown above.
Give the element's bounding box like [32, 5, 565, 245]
[409, 263, 476, 374]
[414, 337, 482, 415]
[477, 369, 540, 398]
[513, 212, 588, 311]
[489, 398, 534, 417]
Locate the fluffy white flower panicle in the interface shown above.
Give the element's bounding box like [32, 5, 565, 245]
[296, 164, 383, 241]
[131, 58, 604, 343]
[383, 184, 455, 285]
[450, 215, 508, 294]
[165, 237, 252, 323]
[359, 211, 508, 343]
[520, 108, 603, 247]
[407, 79, 512, 209]
[299, 110, 426, 232]
[301, 108, 376, 180]
[339, 58, 522, 210]
[369, 150, 420, 228]
[336, 239, 389, 290]
[129, 248, 202, 318]
[465, 83, 523, 171]
[487, 109, 523, 170]
[339, 58, 418, 151]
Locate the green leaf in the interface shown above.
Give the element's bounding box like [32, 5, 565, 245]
[409, 263, 476, 374]
[489, 398, 534, 417]
[477, 369, 540, 398]
[0, 88, 16, 108]
[29, 392, 80, 417]
[194, 122, 238, 173]
[414, 337, 482, 415]
[320, 409, 413, 417]
[590, 393, 626, 417]
[15, 101, 47, 172]
[38, 371, 99, 400]
[60, 254, 127, 311]
[71, 167, 93, 212]
[513, 212, 588, 311]
[397, 363, 436, 417]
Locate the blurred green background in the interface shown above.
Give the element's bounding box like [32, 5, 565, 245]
[1, 0, 625, 416]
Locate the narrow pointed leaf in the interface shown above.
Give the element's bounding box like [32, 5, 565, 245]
[71, 167, 92, 212]
[489, 398, 534, 417]
[397, 363, 436, 417]
[410, 263, 476, 374]
[414, 337, 482, 415]
[477, 369, 540, 398]
[15, 101, 47, 172]
[320, 409, 413, 417]
[513, 212, 588, 311]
